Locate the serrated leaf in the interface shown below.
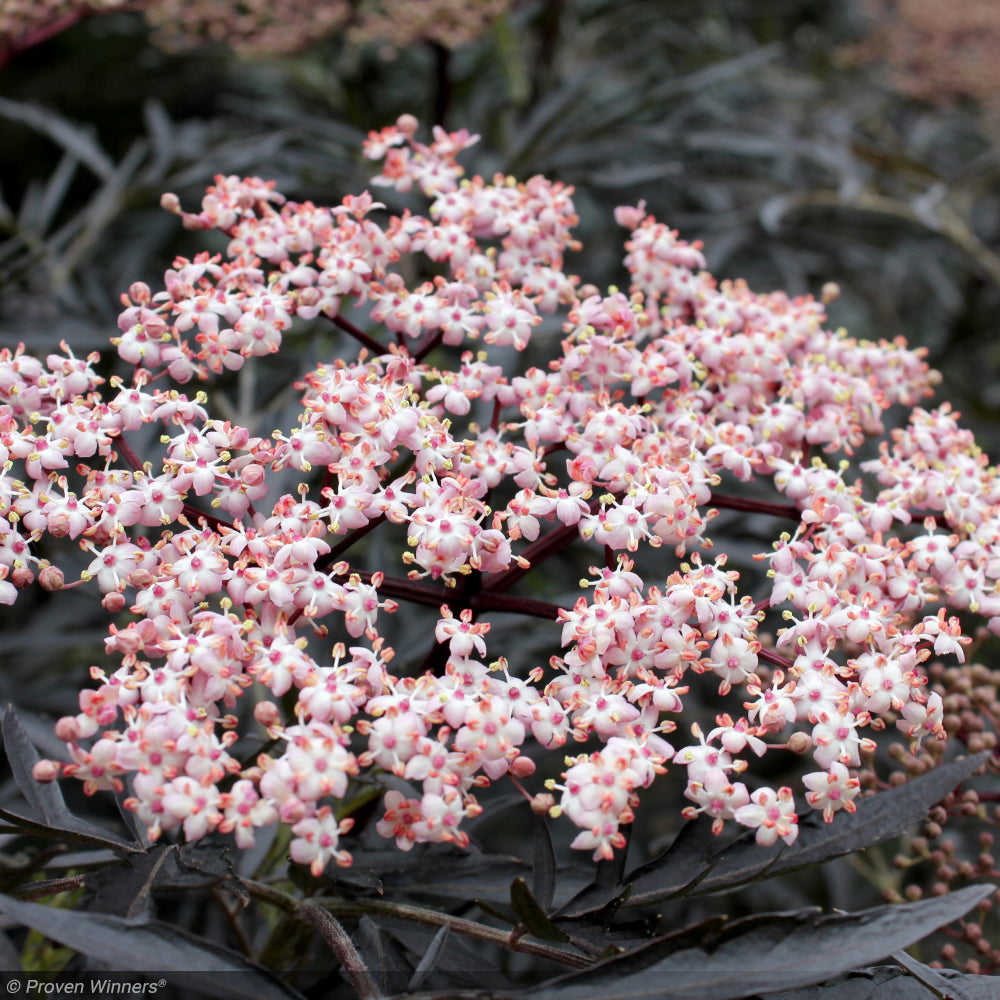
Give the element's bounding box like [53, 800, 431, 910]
[0, 893, 306, 1000]
[510, 878, 569, 943]
[1, 707, 140, 854]
[533, 884, 994, 1000]
[564, 753, 989, 915]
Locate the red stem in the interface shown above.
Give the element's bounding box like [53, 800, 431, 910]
[332, 314, 387, 356]
[710, 492, 800, 520]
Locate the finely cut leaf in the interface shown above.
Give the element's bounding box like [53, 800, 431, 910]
[0, 98, 114, 179]
[408, 925, 451, 991]
[562, 752, 989, 915]
[534, 884, 994, 1000]
[1, 706, 140, 853]
[510, 878, 569, 942]
[0, 894, 305, 1000]
[532, 815, 558, 912]
[760, 964, 999, 1000]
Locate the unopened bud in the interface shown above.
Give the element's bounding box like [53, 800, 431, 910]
[241, 463, 266, 487]
[11, 565, 33, 588]
[129, 282, 152, 304]
[821, 282, 840, 303]
[530, 792, 555, 815]
[510, 755, 536, 778]
[787, 731, 813, 754]
[254, 701, 281, 727]
[129, 569, 156, 589]
[160, 192, 181, 214]
[32, 759, 61, 782]
[54, 716, 81, 742]
[396, 113, 419, 135]
[102, 592, 126, 613]
[38, 564, 65, 591]
[297, 286, 321, 308]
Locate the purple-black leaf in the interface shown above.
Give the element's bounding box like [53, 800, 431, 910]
[510, 877, 570, 942]
[532, 813, 558, 912]
[0, 893, 306, 1000]
[533, 884, 994, 1000]
[758, 963, 999, 999]
[565, 752, 989, 915]
[1, 706, 139, 854]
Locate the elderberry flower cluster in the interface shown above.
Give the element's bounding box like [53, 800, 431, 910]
[5, 115, 995, 873]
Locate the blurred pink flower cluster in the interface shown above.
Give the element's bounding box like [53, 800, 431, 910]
[4, 115, 992, 873]
[0, 0, 510, 64]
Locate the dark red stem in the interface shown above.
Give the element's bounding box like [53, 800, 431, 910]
[332, 314, 387, 356]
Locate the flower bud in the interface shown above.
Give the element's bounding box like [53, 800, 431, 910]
[396, 113, 418, 135]
[242, 463, 266, 487]
[54, 716, 82, 742]
[530, 793, 555, 815]
[510, 755, 536, 778]
[787, 731, 813, 754]
[38, 564, 65, 591]
[11, 565, 33, 588]
[102, 592, 126, 613]
[32, 759, 61, 782]
[254, 701, 281, 727]
[160, 192, 181, 213]
[129, 282, 152, 304]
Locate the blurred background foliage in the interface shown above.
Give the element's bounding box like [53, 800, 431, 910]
[3, 0, 1000, 950]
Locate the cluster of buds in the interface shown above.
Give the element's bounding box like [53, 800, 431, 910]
[3, 115, 995, 873]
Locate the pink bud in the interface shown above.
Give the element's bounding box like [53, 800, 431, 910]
[38, 564, 65, 591]
[530, 792, 555, 815]
[32, 760, 61, 782]
[254, 701, 280, 727]
[55, 716, 81, 742]
[48, 512, 72, 538]
[102, 592, 126, 613]
[241, 463, 266, 487]
[11, 565, 33, 588]
[160, 192, 181, 213]
[129, 282, 152, 304]
[396, 114, 419, 135]
[510, 756, 536, 778]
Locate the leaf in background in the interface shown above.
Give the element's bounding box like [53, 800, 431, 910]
[81, 843, 247, 918]
[352, 916, 414, 996]
[0, 894, 307, 1000]
[758, 963, 998, 1000]
[375, 849, 531, 903]
[533, 884, 994, 1000]
[1, 705, 139, 854]
[0, 97, 114, 179]
[407, 925, 451, 991]
[563, 752, 990, 914]
[532, 813, 557, 912]
[510, 878, 569, 943]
